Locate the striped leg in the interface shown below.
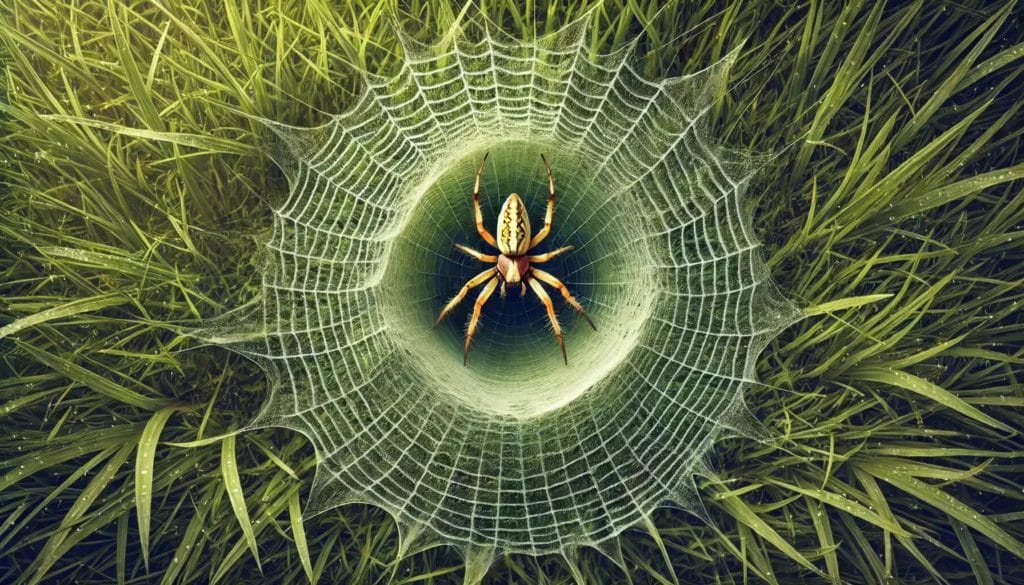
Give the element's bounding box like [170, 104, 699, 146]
[528, 276, 567, 365]
[472, 153, 498, 248]
[435, 268, 495, 327]
[528, 245, 573, 263]
[531, 268, 596, 331]
[455, 244, 498, 263]
[528, 154, 556, 249]
[464, 276, 499, 365]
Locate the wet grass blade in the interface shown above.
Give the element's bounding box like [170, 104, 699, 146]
[135, 407, 178, 570]
[803, 294, 893, 316]
[288, 490, 315, 584]
[951, 518, 994, 585]
[857, 459, 1024, 559]
[16, 341, 170, 411]
[852, 367, 1012, 432]
[0, 294, 126, 341]
[221, 432, 262, 572]
[717, 491, 819, 574]
[30, 442, 135, 584]
[765, 478, 910, 537]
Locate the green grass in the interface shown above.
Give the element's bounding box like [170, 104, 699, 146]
[1, 0, 1023, 583]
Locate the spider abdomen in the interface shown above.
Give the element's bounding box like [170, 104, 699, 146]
[497, 193, 532, 255]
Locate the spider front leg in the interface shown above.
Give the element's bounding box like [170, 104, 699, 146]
[435, 268, 496, 327]
[527, 246, 573, 263]
[531, 268, 597, 331]
[527, 277, 567, 365]
[472, 153, 498, 249]
[454, 244, 498, 263]
[464, 276, 499, 365]
[528, 153, 556, 249]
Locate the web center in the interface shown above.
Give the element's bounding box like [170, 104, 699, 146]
[380, 141, 656, 419]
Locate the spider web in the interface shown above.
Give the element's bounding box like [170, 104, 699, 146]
[212, 8, 799, 577]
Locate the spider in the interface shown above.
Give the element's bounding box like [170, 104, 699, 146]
[435, 152, 596, 366]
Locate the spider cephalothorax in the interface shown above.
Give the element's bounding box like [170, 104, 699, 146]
[435, 153, 596, 365]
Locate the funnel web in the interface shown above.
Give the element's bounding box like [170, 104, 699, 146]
[212, 10, 799, 573]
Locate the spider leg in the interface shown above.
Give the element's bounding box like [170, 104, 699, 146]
[455, 244, 498, 263]
[528, 153, 556, 249]
[435, 268, 496, 327]
[527, 246, 573, 263]
[528, 276, 567, 365]
[472, 153, 499, 248]
[531, 268, 597, 331]
[464, 276, 499, 365]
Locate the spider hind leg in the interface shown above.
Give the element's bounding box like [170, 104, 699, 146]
[531, 268, 596, 331]
[435, 268, 495, 327]
[464, 277, 499, 365]
[528, 277, 567, 365]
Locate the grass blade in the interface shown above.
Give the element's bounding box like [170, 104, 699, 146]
[40, 114, 256, 156]
[16, 341, 170, 411]
[804, 294, 893, 316]
[30, 442, 135, 584]
[766, 478, 910, 537]
[883, 163, 1024, 227]
[857, 459, 1024, 560]
[221, 432, 262, 572]
[136, 407, 178, 570]
[718, 492, 819, 574]
[852, 367, 1012, 432]
[288, 490, 315, 584]
[951, 518, 994, 585]
[0, 294, 126, 341]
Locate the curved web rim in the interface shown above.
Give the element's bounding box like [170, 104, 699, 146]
[207, 6, 800, 575]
